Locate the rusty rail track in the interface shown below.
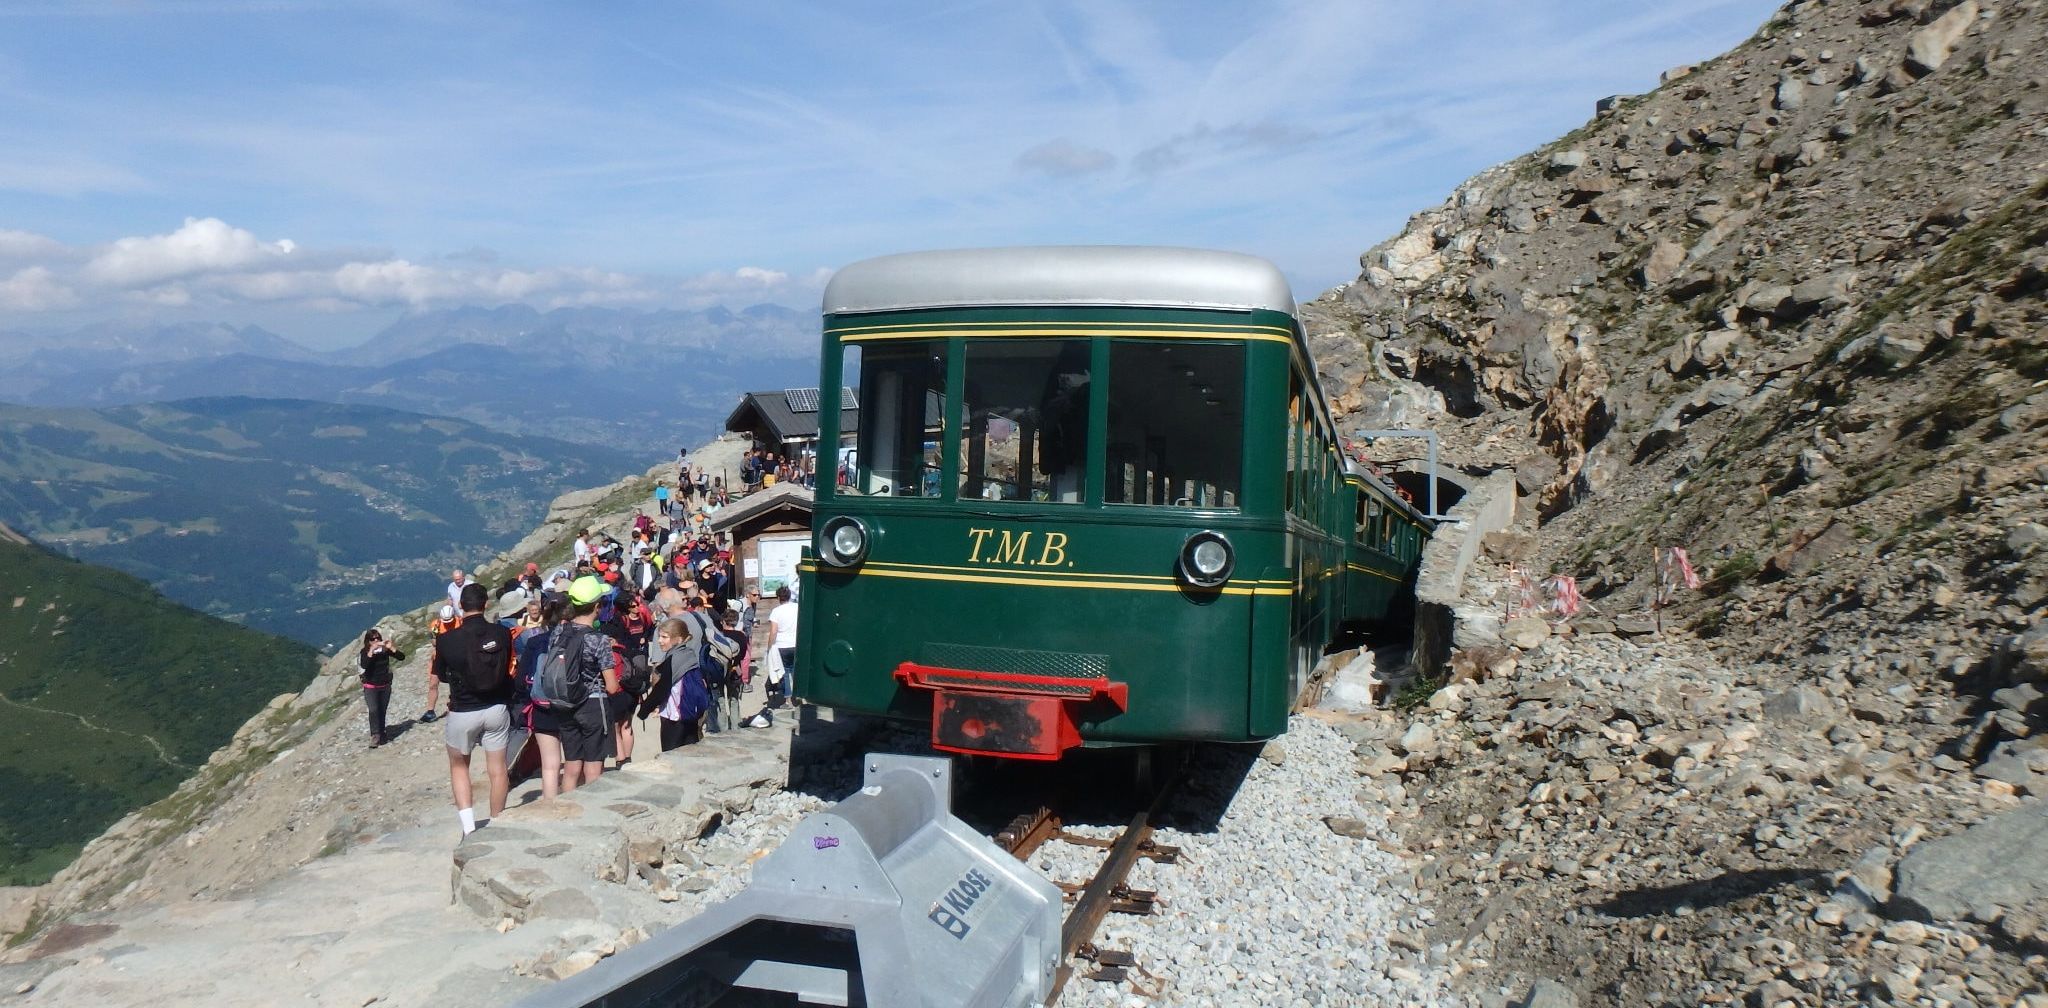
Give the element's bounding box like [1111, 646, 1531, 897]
[994, 764, 1185, 1003]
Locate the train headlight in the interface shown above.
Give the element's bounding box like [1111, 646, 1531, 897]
[819, 516, 870, 567]
[1178, 530, 1234, 589]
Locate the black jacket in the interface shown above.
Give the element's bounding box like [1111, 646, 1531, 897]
[357, 645, 405, 688]
[431, 617, 515, 712]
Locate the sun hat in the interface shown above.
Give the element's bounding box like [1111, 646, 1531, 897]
[567, 575, 608, 605]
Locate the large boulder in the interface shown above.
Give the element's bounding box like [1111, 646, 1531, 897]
[1891, 800, 2048, 923]
[1904, 1, 1979, 76]
[1638, 239, 1686, 288]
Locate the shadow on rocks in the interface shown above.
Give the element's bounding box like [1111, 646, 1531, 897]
[1593, 866, 1829, 918]
[784, 707, 935, 803]
[778, 707, 1259, 837]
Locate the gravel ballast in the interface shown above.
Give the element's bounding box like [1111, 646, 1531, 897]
[666, 716, 1457, 1007]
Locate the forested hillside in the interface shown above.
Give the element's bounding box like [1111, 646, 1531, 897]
[0, 527, 317, 884]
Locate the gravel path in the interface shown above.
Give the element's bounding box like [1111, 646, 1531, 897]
[659, 716, 1459, 1007]
[1041, 717, 1459, 1008]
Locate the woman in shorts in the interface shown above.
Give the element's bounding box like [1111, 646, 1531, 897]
[513, 597, 567, 796]
[556, 576, 620, 791]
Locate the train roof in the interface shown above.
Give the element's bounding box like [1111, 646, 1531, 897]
[823, 246, 1298, 316]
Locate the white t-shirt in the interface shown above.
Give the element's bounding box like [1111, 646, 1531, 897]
[770, 602, 799, 648]
[573, 537, 591, 563]
[446, 580, 465, 608]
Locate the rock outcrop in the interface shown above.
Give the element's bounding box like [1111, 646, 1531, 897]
[1309, 0, 2048, 1003]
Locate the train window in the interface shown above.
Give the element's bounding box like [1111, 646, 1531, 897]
[847, 340, 946, 498]
[1103, 341, 1243, 508]
[957, 339, 1090, 503]
[1285, 372, 1303, 514]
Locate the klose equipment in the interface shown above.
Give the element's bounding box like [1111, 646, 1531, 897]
[507, 753, 1061, 1008]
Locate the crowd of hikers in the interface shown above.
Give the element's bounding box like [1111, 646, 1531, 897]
[355, 453, 802, 835]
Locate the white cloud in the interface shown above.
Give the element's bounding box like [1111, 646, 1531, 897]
[0, 266, 78, 311]
[0, 229, 65, 260]
[0, 218, 829, 317]
[669, 265, 831, 309]
[85, 217, 298, 288]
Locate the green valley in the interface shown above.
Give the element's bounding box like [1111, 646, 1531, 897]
[0, 527, 319, 884]
[0, 397, 645, 649]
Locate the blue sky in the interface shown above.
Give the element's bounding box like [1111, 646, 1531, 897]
[0, 0, 1781, 349]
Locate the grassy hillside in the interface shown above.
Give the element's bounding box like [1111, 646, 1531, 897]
[0, 397, 644, 648]
[0, 529, 318, 884]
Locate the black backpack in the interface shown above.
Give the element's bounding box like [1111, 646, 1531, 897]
[620, 652, 652, 698]
[460, 625, 510, 697]
[692, 611, 740, 688]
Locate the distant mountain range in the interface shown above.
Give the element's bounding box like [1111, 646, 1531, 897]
[0, 525, 319, 884]
[0, 396, 645, 648]
[0, 304, 821, 447]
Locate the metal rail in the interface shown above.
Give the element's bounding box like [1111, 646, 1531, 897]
[994, 764, 1184, 1004]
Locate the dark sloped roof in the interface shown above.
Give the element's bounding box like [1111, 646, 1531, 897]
[724, 388, 858, 444]
[707, 481, 813, 534]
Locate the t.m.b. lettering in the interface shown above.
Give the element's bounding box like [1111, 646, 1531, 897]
[965, 529, 1069, 567]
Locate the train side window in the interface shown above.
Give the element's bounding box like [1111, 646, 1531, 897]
[1104, 341, 1244, 508]
[1283, 374, 1301, 513]
[958, 339, 1090, 503]
[847, 340, 946, 498]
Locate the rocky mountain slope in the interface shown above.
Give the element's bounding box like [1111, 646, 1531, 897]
[1304, 0, 2047, 1004]
[0, 525, 317, 886]
[0, 438, 748, 955]
[0, 397, 642, 647]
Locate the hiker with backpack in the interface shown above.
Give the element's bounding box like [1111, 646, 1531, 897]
[716, 608, 750, 729]
[601, 583, 654, 768]
[681, 599, 742, 733]
[428, 582, 515, 835]
[512, 596, 570, 797]
[529, 575, 619, 791]
[646, 615, 718, 750]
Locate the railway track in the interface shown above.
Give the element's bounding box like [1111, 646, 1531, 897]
[992, 764, 1186, 1004]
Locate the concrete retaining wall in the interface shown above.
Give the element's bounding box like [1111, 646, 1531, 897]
[1411, 471, 1517, 678]
[451, 708, 856, 933]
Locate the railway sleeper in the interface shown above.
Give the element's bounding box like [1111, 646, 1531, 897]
[1050, 830, 1181, 864]
[1108, 883, 1159, 915]
[1076, 943, 1138, 984]
[1050, 880, 1160, 912]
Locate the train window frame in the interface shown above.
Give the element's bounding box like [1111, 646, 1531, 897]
[1284, 374, 1302, 514]
[955, 338, 1092, 504]
[1101, 339, 1246, 511]
[841, 339, 948, 499]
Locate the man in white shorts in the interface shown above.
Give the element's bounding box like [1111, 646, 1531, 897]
[428, 582, 515, 834]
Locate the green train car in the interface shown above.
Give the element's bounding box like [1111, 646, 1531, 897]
[795, 247, 1430, 761]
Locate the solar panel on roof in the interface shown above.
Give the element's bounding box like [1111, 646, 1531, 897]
[839, 387, 858, 410]
[784, 388, 820, 413]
